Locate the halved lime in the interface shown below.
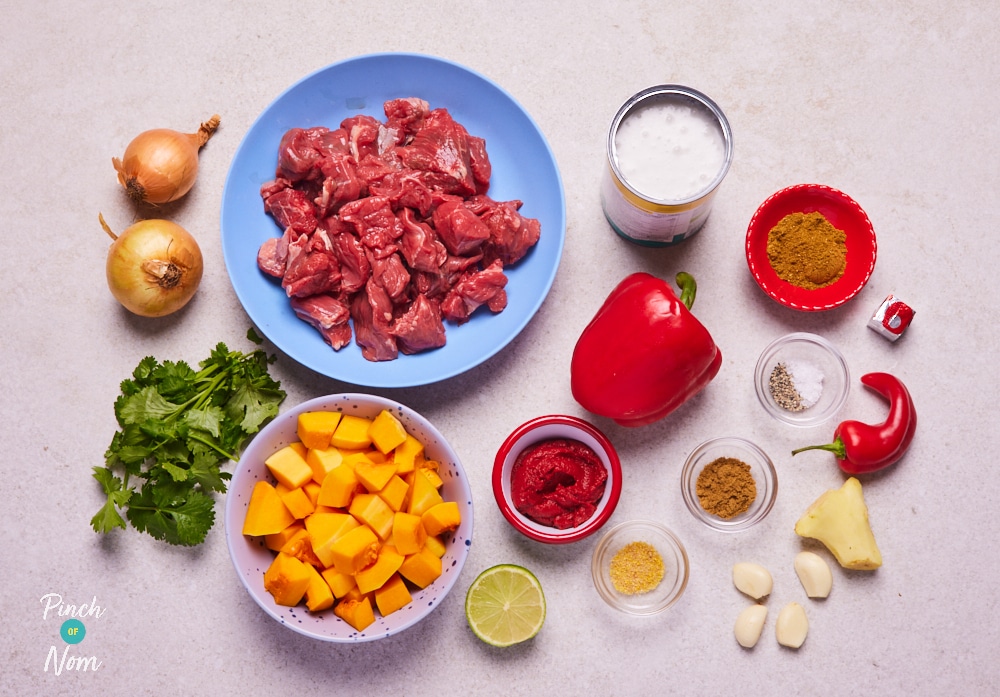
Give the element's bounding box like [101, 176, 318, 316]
[465, 564, 546, 647]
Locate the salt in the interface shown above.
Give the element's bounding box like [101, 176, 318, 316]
[784, 359, 824, 408]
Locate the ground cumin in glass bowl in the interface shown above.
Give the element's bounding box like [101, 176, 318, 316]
[745, 183, 876, 312]
[754, 332, 850, 427]
[680, 437, 778, 532]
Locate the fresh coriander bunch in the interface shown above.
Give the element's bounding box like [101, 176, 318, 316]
[91, 330, 286, 546]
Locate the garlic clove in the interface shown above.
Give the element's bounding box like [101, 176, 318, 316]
[794, 551, 833, 598]
[732, 562, 773, 600]
[775, 602, 809, 648]
[734, 604, 768, 648]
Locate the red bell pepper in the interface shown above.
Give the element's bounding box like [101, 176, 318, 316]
[792, 372, 916, 474]
[570, 272, 722, 427]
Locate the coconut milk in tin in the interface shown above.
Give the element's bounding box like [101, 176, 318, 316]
[602, 85, 733, 246]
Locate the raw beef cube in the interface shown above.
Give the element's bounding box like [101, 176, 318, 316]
[281, 232, 342, 298]
[315, 153, 363, 216]
[469, 195, 541, 266]
[371, 253, 411, 302]
[398, 208, 448, 272]
[395, 109, 476, 196]
[341, 114, 383, 162]
[276, 127, 349, 182]
[257, 229, 291, 278]
[467, 135, 491, 195]
[351, 281, 398, 362]
[291, 294, 353, 350]
[440, 260, 508, 324]
[432, 198, 491, 255]
[384, 98, 430, 138]
[263, 187, 317, 236]
[391, 295, 446, 354]
[331, 230, 371, 294]
[340, 195, 403, 259]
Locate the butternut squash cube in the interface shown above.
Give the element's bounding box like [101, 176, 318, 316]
[305, 446, 344, 484]
[264, 522, 303, 552]
[369, 409, 408, 454]
[421, 501, 462, 536]
[297, 411, 343, 451]
[317, 464, 361, 509]
[263, 553, 312, 607]
[355, 545, 405, 595]
[279, 486, 316, 520]
[329, 525, 380, 576]
[243, 481, 296, 536]
[374, 573, 412, 616]
[399, 548, 443, 589]
[418, 461, 444, 489]
[393, 434, 425, 475]
[265, 444, 313, 490]
[303, 481, 321, 506]
[407, 469, 444, 517]
[331, 415, 374, 450]
[423, 535, 447, 558]
[349, 493, 395, 541]
[305, 511, 360, 568]
[279, 527, 324, 567]
[320, 567, 357, 599]
[378, 475, 409, 512]
[334, 595, 375, 632]
[355, 460, 398, 493]
[303, 563, 335, 612]
[392, 512, 428, 556]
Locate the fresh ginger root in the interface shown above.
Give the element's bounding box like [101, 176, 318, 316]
[794, 477, 882, 570]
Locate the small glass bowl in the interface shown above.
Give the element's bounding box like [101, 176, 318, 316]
[591, 520, 689, 615]
[493, 415, 622, 544]
[680, 437, 777, 532]
[754, 332, 850, 427]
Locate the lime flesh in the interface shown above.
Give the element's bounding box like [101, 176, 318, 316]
[465, 564, 546, 647]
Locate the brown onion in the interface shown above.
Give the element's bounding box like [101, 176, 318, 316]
[101, 214, 204, 317]
[112, 115, 220, 205]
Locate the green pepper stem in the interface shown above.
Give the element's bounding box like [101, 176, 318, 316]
[791, 438, 847, 459]
[675, 272, 697, 310]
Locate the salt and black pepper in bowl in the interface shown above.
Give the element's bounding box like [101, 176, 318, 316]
[680, 436, 778, 532]
[754, 332, 850, 428]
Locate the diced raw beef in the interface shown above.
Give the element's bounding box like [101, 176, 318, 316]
[257, 229, 291, 278]
[467, 195, 542, 266]
[440, 260, 509, 324]
[413, 253, 483, 300]
[384, 98, 430, 138]
[394, 109, 476, 196]
[315, 153, 363, 216]
[391, 294, 446, 354]
[398, 208, 448, 272]
[340, 114, 383, 162]
[467, 135, 491, 195]
[281, 232, 342, 298]
[262, 187, 317, 235]
[275, 127, 349, 182]
[290, 295, 352, 350]
[433, 198, 491, 255]
[339, 196, 403, 258]
[351, 281, 398, 362]
[331, 230, 370, 294]
[371, 253, 411, 302]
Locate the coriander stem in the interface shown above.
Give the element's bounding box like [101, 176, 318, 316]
[188, 433, 236, 461]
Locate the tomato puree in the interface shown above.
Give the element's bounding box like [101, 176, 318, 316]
[510, 438, 608, 529]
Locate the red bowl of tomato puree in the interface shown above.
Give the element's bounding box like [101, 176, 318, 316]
[493, 415, 622, 544]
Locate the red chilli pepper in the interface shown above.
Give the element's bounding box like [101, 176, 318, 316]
[570, 272, 722, 427]
[792, 372, 916, 474]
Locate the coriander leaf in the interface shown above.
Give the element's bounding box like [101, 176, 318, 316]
[90, 467, 132, 534]
[117, 385, 180, 425]
[228, 381, 283, 435]
[247, 327, 264, 344]
[189, 449, 229, 493]
[160, 461, 190, 482]
[126, 481, 215, 546]
[182, 405, 225, 438]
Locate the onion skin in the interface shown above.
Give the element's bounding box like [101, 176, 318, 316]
[102, 216, 204, 317]
[112, 115, 220, 205]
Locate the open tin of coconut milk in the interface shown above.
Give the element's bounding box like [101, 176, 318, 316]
[601, 85, 733, 246]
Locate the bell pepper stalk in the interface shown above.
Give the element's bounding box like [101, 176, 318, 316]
[570, 271, 722, 427]
[791, 372, 916, 474]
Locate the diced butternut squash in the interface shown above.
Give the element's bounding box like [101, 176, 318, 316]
[407, 469, 444, 517]
[279, 527, 324, 567]
[377, 475, 409, 512]
[349, 493, 395, 541]
[263, 553, 312, 607]
[423, 535, 447, 558]
[355, 460, 398, 493]
[331, 415, 374, 450]
[355, 545, 405, 595]
[317, 464, 361, 509]
[374, 573, 412, 616]
[369, 409, 408, 454]
[279, 486, 316, 520]
[421, 501, 461, 536]
[392, 512, 428, 556]
[303, 481, 321, 506]
[305, 446, 344, 484]
[243, 481, 296, 536]
[320, 567, 357, 599]
[265, 444, 313, 490]
[393, 434, 424, 475]
[399, 548, 443, 589]
[305, 511, 360, 568]
[303, 563, 335, 612]
[334, 595, 375, 632]
[418, 460, 444, 489]
[264, 522, 303, 552]
[297, 411, 343, 451]
[329, 525, 380, 576]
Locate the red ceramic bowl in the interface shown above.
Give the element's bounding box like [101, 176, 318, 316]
[746, 184, 876, 311]
[493, 415, 622, 544]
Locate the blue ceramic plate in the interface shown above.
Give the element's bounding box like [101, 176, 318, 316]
[221, 53, 566, 387]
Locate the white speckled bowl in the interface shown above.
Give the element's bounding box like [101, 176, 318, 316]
[224, 393, 473, 642]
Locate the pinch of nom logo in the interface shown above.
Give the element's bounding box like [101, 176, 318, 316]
[40, 593, 105, 676]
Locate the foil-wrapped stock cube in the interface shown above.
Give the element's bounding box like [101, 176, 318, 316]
[868, 293, 914, 341]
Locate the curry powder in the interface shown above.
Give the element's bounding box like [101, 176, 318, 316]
[766, 212, 847, 289]
[696, 457, 756, 519]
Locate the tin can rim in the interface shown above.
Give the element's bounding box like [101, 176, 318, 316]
[607, 84, 734, 206]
